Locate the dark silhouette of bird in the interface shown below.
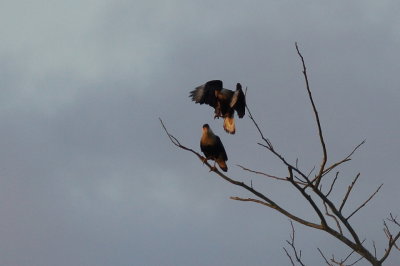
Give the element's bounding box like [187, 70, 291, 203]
[200, 124, 228, 172]
[190, 80, 246, 134]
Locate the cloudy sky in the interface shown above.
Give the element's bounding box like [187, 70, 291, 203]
[1, 1, 399, 265]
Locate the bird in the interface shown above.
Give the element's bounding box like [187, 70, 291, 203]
[200, 124, 228, 172]
[190, 80, 246, 134]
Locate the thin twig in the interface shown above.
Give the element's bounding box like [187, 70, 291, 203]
[294, 175, 305, 184]
[323, 201, 343, 235]
[295, 42, 327, 187]
[237, 164, 306, 185]
[330, 254, 339, 265]
[230, 197, 273, 208]
[326, 172, 339, 197]
[160, 118, 202, 157]
[317, 248, 333, 266]
[230, 196, 321, 229]
[348, 255, 365, 266]
[339, 173, 361, 213]
[287, 166, 328, 228]
[329, 239, 365, 266]
[346, 184, 383, 220]
[341, 245, 363, 266]
[387, 214, 400, 251]
[389, 213, 400, 226]
[283, 221, 306, 266]
[381, 214, 400, 262]
[322, 140, 366, 177]
[307, 166, 316, 178]
[283, 247, 296, 266]
[246, 104, 273, 149]
[380, 228, 400, 263]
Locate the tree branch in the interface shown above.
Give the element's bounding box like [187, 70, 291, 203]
[341, 243, 365, 266]
[283, 247, 296, 266]
[317, 248, 333, 266]
[325, 172, 339, 197]
[339, 173, 361, 213]
[287, 166, 328, 228]
[380, 214, 400, 263]
[295, 42, 327, 186]
[283, 221, 306, 266]
[230, 196, 322, 230]
[246, 86, 374, 260]
[245, 99, 273, 150]
[236, 164, 306, 185]
[161, 118, 324, 231]
[346, 184, 383, 220]
[323, 201, 343, 235]
[322, 140, 365, 177]
[160, 118, 204, 161]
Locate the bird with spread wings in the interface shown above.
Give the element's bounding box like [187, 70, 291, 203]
[189, 80, 246, 134]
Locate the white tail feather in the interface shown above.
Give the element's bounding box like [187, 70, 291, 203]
[223, 117, 235, 134]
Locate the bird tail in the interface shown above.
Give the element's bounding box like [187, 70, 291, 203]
[223, 116, 235, 134]
[216, 159, 228, 172]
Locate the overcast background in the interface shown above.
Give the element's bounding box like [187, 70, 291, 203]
[0, 1, 399, 265]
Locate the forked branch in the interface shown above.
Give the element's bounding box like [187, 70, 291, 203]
[283, 221, 306, 266]
[380, 214, 400, 263]
[322, 140, 366, 177]
[295, 42, 327, 186]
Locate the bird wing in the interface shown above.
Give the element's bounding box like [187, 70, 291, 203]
[230, 85, 246, 118]
[189, 80, 223, 108]
[216, 136, 228, 161]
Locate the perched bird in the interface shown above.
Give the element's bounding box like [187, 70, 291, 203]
[200, 124, 228, 172]
[190, 80, 246, 134]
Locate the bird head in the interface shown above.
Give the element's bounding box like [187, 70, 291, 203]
[202, 124, 211, 134]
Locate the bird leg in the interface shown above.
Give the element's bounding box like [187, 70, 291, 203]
[209, 161, 217, 172]
[202, 156, 211, 164]
[214, 104, 222, 119]
[202, 157, 217, 171]
[214, 112, 224, 119]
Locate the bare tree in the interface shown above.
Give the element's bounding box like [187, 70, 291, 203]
[160, 43, 400, 265]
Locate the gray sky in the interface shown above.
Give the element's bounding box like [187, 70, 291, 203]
[1, 1, 399, 265]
